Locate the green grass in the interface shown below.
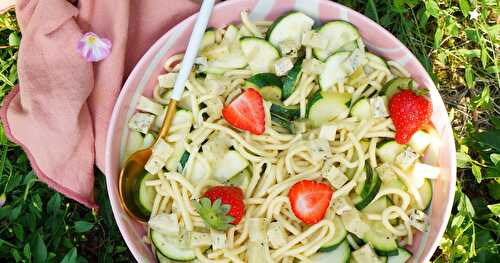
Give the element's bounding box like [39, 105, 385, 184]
[0, 1, 499, 262]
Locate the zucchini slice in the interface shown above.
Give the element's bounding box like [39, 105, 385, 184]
[417, 178, 433, 210]
[338, 40, 359, 53]
[307, 91, 351, 127]
[267, 12, 315, 48]
[350, 97, 371, 119]
[364, 52, 388, 73]
[355, 164, 381, 210]
[282, 58, 303, 99]
[312, 239, 351, 263]
[246, 73, 284, 101]
[200, 29, 216, 50]
[227, 168, 252, 192]
[271, 113, 296, 133]
[379, 78, 414, 100]
[319, 51, 351, 90]
[362, 221, 399, 256]
[156, 252, 171, 263]
[151, 230, 196, 261]
[270, 103, 300, 120]
[138, 173, 157, 214]
[207, 49, 247, 70]
[319, 216, 348, 252]
[376, 140, 405, 164]
[246, 73, 283, 88]
[240, 37, 280, 73]
[387, 247, 412, 263]
[178, 151, 190, 171]
[213, 150, 249, 182]
[313, 21, 361, 61]
[361, 196, 391, 214]
[259, 86, 282, 102]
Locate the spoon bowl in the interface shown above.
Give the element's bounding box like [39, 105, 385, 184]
[118, 148, 153, 222]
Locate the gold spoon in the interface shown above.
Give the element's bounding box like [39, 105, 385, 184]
[118, 0, 215, 222]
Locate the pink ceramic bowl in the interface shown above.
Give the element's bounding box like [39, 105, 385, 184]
[105, 0, 456, 262]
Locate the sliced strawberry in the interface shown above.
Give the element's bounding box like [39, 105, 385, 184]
[194, 186, 245, 231]
[389, 90, 433, 144]
[288, 180, 334, 224]
[222, 88, 265, 135]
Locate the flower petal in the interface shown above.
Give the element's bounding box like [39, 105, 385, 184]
[0, 193, 6, 208]
[77, 32, 112, 62]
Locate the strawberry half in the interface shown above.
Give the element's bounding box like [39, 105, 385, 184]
[288, 180, 334, 225]
[222, 88, 265, 135]
[194, 186, 245, 231]
[389, 90, 433, 144]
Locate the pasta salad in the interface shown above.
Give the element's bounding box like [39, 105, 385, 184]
[124, 10, 440, 263]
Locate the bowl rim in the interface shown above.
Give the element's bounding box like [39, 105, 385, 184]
[104, 0, 457, 262]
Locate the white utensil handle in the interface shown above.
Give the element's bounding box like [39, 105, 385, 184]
[170, 0, 215, 101]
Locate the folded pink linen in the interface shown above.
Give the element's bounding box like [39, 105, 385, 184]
[0, 0, 199, 208]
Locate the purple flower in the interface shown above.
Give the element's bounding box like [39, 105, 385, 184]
[0, 193, 5, 208]
[77, 32, 112, 62]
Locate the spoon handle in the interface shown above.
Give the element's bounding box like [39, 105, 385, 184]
[157, 0, 215, 141]
[171, 0, 215, 101]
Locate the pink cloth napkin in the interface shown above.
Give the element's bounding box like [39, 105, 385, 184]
[0, 0, 200, 208]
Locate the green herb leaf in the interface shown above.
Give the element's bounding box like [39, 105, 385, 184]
[487, 203, 500, 217]
[23, 243, 31, 260]
[474, 129, 500, 152]
[74, 221, 94, 233]
[61, 247, 78, 263]
[32, 234, 47, 263]
[425, 0, 440, 17]
[472, 164, 482, 183]
[434, 25, 443, 48]
[458, 0, 471, 16]
[464, 65, 475, 89]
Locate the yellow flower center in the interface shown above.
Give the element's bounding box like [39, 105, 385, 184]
[86, 35, 97, 45]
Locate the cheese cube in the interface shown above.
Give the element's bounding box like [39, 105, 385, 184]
[375, 163, 397, 182]
[369, 96, 389, 118]
[267, 222, 288, 249]
[319, 124, 338, 141]
[412, 162, 440, 179]
[342, 49, 367, 74]
[409, 130, 432, 154]
[142, 133, 155, 149]
[395, 148, 419, 170]
[128, 112, 155, 134]
[323, 164, 348, 189]
[302, 58, 325, 75]
[309, 139, 332, 161]
[352, 244, 381, 263]
[408, 209, 430, 232]
[148, 213, 179, 235]
[137, 96, 164, 116]
[410, 162, 440, 188]
[144, 155, 165, 175]
[332, 197, 352, 215]
[190, 232, 212, 247]
[158, 73, 177, 88]
[274, 57, 294, 76]
[152, 138, 173, 161]
[341, 210, 369, 238]
[301, 31, 328, 49]
[210, 229, 227, 250]
[194, 56, 208, 67]
[278, 39, 300, 57]
[248, 218, 269, 242]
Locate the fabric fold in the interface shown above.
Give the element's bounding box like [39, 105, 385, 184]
[1, 0, 199, 208]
